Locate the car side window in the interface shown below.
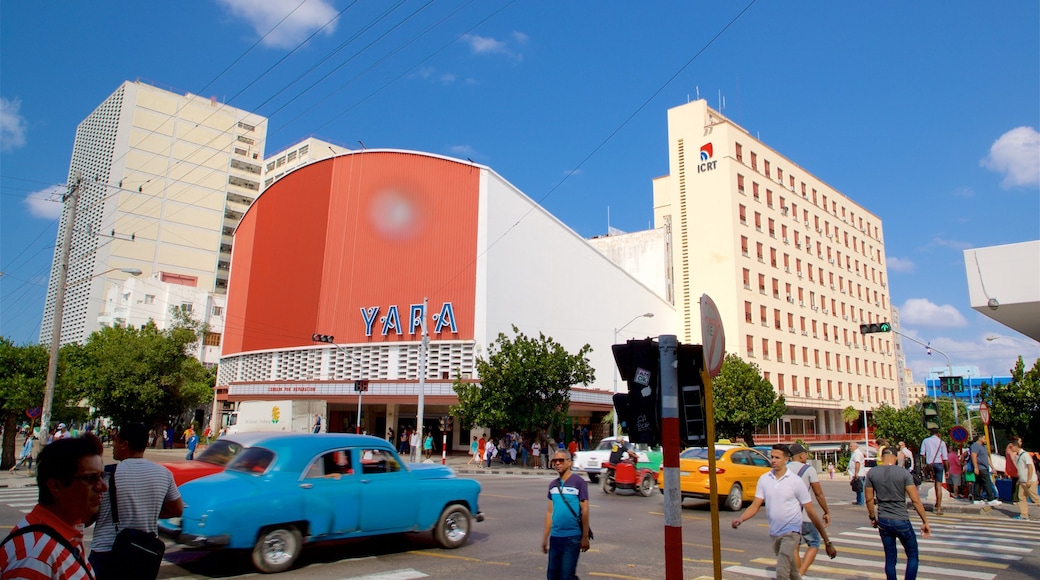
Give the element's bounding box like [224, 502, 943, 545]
[749, 451, 770, 467]
[360, 448, 401, 474]
[730, 450, 749, 465]
[306, 449, 354, 479]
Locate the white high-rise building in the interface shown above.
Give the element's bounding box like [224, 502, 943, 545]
[41, 80, 267, 345]
[652, 100, 898, 441]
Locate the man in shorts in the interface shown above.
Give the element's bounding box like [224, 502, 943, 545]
[918, 428, 948, 515]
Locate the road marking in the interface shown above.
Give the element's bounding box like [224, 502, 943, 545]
[683, 542, 744, 553]
[344, 569, 430, 579]
[588, 572, 652, 579]
[834, 545, 1010, 569]
[685, 557, 740, 566]
[828, 555, 996, 579]
[839, 531, 1031, 553]
[407, 551, 509, 566]
[647, 511, 707, 521]
[830, 537, 1021, 561]
[853, 525, 1038, 546]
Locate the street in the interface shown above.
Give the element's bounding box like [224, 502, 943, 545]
[2, 475, 1038, 579]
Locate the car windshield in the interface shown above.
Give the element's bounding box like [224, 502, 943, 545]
[595, 440, 616, 451]
[195, 439, 248, 467]
[226, 447, 275, 475]
[680, 447, 726, 460]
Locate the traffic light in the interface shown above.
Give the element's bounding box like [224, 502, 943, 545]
[922, 401, 940, 430]
[859, 322, 892, 334]
[354, 379, 369, 392]
[676, 344, 707, 446]
[611, 338, 661, 446]
[312, 334, 335, 343]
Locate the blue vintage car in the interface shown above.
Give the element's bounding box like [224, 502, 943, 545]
[160, 433, 483, 573]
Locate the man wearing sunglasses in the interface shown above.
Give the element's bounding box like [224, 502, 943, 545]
[542, 450, 590, 579]
[1, 434, 108, 579]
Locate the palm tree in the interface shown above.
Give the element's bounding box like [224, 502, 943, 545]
[842, 406, 860, 443]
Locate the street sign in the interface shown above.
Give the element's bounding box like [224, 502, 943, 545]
[25, 407, 41, 419]
[979, 401, 990, 425]
[700, 294, 725, 378]
[950, 425, 969, 443]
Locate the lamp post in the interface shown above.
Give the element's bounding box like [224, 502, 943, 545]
[893, 330, 958, 425]
[612, 312, 654, 436]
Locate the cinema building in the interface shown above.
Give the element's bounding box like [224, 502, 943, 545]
[216, 149, 674, 447]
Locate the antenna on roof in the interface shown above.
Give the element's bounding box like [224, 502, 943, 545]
[696, 86, 700, 100]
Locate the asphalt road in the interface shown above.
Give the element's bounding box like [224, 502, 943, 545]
[2, 475, 1038, 579]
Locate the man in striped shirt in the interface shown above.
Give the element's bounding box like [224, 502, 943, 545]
[1, 434, 107, 579]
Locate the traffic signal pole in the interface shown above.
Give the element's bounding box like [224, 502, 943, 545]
[659, 335, 682, 580]
[893, 330, 958, 424]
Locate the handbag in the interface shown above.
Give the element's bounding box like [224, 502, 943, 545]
[554, 477, 593, 540]
[106, 464, 167, 580]
[850, 476, 863, 493]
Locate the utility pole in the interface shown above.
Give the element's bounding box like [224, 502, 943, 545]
[40, 173, 82, 445]
[416, 297, 428, 455]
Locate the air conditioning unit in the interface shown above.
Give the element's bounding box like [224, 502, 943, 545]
[785, 267, 791, 273]
[829, 259, 836, 264]
[843, 315, 849, 320]
[781, 207, 789, 215]
[788, 297, 795, 304]
[798, 273, 803, 279]
[783, 237, 789, 244]
[802, 331, 808, 336]
[812, 306, 819, 311]
[822, 309, 829, 314]
[831, 285, 836, 290]
[799, 300, 805, 306]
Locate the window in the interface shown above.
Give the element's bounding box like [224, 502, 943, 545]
[212, 306, 223, 316]
[745, 301, 753, 322]
[180, 303, 193, 313]
[739, 205, 747, 224]
[237, 121, 256, 131]
[228, 176, 259, 191]
[737, 174, 745, 193]
[735, 143, 743, 162]
[307, 450, 354, 479]
[750, 152, 757, 171]
[236, 135, 255, 145]
[360, 448, 401, 474]
[230, 159, 262, 175]
[203, 332, 221, 347]
[144, 294, 155, 305]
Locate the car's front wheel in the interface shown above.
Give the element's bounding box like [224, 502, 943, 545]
[723, 483, 744, 511]
[252, 525, 302, 573]
[434, 504, 472, 549]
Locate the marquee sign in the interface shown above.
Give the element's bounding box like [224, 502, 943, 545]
[361, 302, 458, 337]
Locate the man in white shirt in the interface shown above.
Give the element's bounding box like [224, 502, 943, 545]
[919, 428, 949, 515]
[849, 442, 866, 506]
[788, 443, 831, 577]
[1010, 438, 1039, 521]
[733, 444, 836, 580]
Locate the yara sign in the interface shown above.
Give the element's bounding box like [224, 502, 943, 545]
[360, 302, 458, 337]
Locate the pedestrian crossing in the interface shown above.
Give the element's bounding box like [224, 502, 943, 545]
[0, 487, 38, 515]
[718, 515, 1040, 580]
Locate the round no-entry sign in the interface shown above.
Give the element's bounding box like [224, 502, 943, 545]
[25, 407, 41, 419]
[979, 401, 990, 425]
[950, 425, 968, 443]
[700, 294, 725, 378]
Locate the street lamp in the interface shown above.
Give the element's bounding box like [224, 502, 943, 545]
[40, 266, 143, 443]
[612, 312, 654, 436]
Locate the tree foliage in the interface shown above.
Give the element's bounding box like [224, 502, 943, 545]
[980, 356, 1040, 450]
[451, 325, 594, 435]
[0, 338, 83, 469]
[711, 353, 786, 446]
[871, 403, 928, 453]
[69, 320, 215, 426]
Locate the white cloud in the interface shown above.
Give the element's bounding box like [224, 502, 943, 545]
[24, 184, 65, 219]
[1, 97, 28, 152]
[980, 126, 1040, 188]
[898, 298, 968, 328]
[886, 256, 915, 273]
[447, 145, 479, 159]
[461, 32, 525, 61]
[217, 0, 338, 49]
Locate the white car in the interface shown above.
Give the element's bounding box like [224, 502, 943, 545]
[572, 437, 656, 483]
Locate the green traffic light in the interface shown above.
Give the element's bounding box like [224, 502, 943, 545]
[879, 322, 891, 332]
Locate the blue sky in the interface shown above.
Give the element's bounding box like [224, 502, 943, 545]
[2, 1, 1038, 383]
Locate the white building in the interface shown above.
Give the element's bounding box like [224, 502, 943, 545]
[41, 80, 267, 346]
[963, 240, 1040, 341]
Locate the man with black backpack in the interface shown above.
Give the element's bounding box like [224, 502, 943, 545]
[88, 423, 182, 580]
[542, 449, 590, 579]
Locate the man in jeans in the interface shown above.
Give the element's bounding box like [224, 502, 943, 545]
[969, 433, 1001, 506]
[849, 442, 866, 505]
[542, 449, 590, 579]
[733, 444, 836, 580]
[866, 446, 932, 580]
[918, 428, 948, 514]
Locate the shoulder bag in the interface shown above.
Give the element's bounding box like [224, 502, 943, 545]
[106, 464, 167, 580]
[554, 477, 593, 540]
[1, 524, 95, 580]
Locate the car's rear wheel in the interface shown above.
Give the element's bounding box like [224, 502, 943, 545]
[588, 473, 600, 483]
[638, 473, 655, 497]
[434, 504, 472, 549]
[252, 525, 302, 573]
[602, 470, 616, 494]
[723, 483, 743, 511]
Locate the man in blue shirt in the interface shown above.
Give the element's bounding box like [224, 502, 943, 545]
[733, 444, 836, 580]
[542, 449, 590, 579]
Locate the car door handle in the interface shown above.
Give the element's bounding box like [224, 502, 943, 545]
[300, 483, 313, 489]
[361, 479, 371, 484]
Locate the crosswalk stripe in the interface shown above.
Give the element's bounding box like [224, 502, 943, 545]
[344, 570, 430, 580]
[929, 521, 1040, 537]
[835, 545, 1011, 569]
[749, 558, 948, 580]
[827, 555, 996, 580]
[853, 526, 1038, 546]
[830, 537, 1022, 561]
[839, 531, 1032, 553]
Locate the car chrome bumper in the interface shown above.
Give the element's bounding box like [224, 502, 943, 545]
[475, 511, 485, 523]
[177, 532, 231, 548]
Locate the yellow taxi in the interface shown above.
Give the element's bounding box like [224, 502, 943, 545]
[656, 444, 772, 511]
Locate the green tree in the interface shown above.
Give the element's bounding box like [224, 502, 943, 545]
[451, 325, 594, 435]
[70, 320, 214, 426]
[980, 356, 1040, 450]
[0, 338, 84, 469]
[871, 403, 928, 453]
[711, 353, 786, 446]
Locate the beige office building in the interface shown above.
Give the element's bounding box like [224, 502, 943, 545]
[41, 80, 267, 345]
[652, 100, 898, 442]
